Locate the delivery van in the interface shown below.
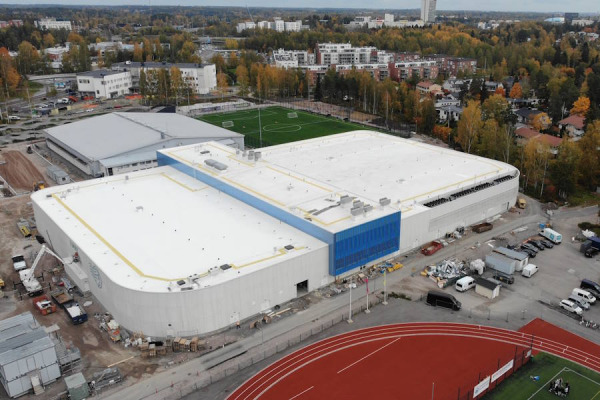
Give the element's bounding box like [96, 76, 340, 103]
[571, 288, 596, 305]
[426, 290, 461, 310]
[455, 276, 476, 292]
[521, 264, 539, 278]
[540, 228, 562, 244]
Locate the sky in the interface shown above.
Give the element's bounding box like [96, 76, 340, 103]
[0, 0, 597, 13]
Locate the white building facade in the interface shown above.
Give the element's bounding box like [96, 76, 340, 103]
[421, 0, 437, 23]
[76, 70, 132, 99]
[35, 18, 72, 30]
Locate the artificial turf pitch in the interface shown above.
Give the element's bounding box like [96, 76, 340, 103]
[483, 352, 600, 399]
[198, 106, 374, 147]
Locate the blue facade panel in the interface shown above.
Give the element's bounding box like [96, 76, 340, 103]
[158, 153, 401, 277]
[332, 212, 401, 276]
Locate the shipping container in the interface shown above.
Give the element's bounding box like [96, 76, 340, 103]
[485, 253, 517, 275]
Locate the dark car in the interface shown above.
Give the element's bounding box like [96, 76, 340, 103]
[493, 273, 515, 284]
[586, 247, 599, 258]
[519, 247, 536, 258]
[521, 243, 539, 253]
[540, 239, 554, 249]
[529, 240, 545, 250]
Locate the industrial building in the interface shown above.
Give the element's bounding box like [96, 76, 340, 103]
[32, 131, 518, 337]
[0, 313, 61, 398]
[44, 112, 244, 177]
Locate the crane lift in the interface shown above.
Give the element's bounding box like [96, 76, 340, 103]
[19, 244, 64, 297]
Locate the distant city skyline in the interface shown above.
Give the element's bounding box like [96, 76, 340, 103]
[0, 0, 597, 13]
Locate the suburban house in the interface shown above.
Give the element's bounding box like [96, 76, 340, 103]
[558, 114, 585, 138]
[515, 126, 563, 155]
[417, 81, 442, 96]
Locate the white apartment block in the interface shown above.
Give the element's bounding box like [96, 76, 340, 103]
[111, 61, 217, 95]
[77, 70, 132, 99]
[316, 43, 378, 66]
[273, 49, 315, 68]
[35, 18, 72, 31]
[421, 0, 437, 23]
[239, 19, 303, 33]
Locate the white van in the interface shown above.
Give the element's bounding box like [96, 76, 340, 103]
[571, 288, 596, 305]
[455, 276, 476, 292]
[521, 264, 539, 278]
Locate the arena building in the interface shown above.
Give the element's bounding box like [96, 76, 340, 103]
[31, 131, 518, 337]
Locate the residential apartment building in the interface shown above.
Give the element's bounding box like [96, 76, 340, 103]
[336, 63, 389, 81]
[431, 55, 478, 75]
[316, 43, 379, 66]
[35, 18, 72, 31]
[238, 19, 303, 33]
[421, 0, 437, 23]
[44, 46, 70, 70]
[273, 49, 315, 69]
[388, 60, 439, 82]
[112, 61, 217, 95]
[0, 20, 23, 28]
[77, 70, 132, 99]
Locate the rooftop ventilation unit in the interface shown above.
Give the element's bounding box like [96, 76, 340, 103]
[200, 150, 210, 155]
[364, 205, 373, 213]
[350, 206, 363, 216]
[379, 197, 391, 206]
[204, 159, 228, 171]
[219, 264, 232, 271]
[254, 152, 261, 161]
[284, 245, 295, 250]
[340, 195, 351, 204]
[353, 200, 363, 209]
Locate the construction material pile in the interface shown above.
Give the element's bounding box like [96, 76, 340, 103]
[423, 258, 467, 288]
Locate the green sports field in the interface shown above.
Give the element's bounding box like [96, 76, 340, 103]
[483, 353, 600, 400]
[198, 106, 375, 147]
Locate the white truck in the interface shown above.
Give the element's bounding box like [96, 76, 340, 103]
[540, 228, 562, 244]
[19, 245, 64, 297]
[12, 255, 27, 271]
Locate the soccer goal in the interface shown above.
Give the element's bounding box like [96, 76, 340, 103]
[287, 112, 298, 119]
[222, 121, 234, 128]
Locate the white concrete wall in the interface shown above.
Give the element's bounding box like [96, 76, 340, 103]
[32, 199, 331, 337]
[399, 177, 519, 253]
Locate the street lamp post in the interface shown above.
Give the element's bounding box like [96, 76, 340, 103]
[365, 278, 370, 314]
[348, 282, 356, 323]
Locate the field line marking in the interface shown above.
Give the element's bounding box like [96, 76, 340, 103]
[337, 337, 401, 374]
[563, 367, 600, 386]
[591, 389, 600, 400]
[528, 367, 567, 400]
[288, 386, 314, 400]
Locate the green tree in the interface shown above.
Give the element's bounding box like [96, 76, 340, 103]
[550, 140, 581, 199]
[578, 121, 600, 190]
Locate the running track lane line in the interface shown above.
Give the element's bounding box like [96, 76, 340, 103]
[229, 323, 600, 400]
[337, 337, 401, 374]
[287, 386, 313, 400]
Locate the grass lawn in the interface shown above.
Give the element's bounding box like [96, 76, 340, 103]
[199, 106, 376, 147]
[483, 352, 600, 400]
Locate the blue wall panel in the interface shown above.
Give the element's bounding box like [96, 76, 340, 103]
[332, 212, 401, 276]
[158, 153, 401, 276]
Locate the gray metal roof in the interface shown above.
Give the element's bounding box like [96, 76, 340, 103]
[494, 247, 528, 261]
[45, 112, 243, 162]
[112, 61, 213, 70]
[476, 277, 500, 290]
[65, 372, 87, 389]
[0, 312, 56, 366]
[78, 69, 124, 78]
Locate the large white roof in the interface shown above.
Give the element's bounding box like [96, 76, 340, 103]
[45, 112, 243, 161]
[32, 167, 327, 292]
[159, 131, 517, 227]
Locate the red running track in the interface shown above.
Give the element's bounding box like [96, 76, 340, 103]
[228, 321, 600, 400]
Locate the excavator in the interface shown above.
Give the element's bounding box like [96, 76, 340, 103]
[19, 244, 64, 297]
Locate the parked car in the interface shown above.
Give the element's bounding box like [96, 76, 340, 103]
[521, 243, 539, 253]
[560, 299, 583, 315]
[7, 115, 21, 121]
[540, 239, 554, 249]
[519, 247, 537, 258]
[529, 240, 545, 251]
[568, 296, 591, 310]
[493, 272, 514, 284]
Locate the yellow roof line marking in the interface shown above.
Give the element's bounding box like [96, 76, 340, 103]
[265, 166, 333, 193]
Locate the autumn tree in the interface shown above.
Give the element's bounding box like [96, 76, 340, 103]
[16, 41, 41, 74]
[225, 39, 239, 50]
[457, 100, 483, 153]
[133, 43, 143, 62]
[532, 112, 551, 131]
[210, 54, 226, 73]
[217, 71, 229, 98]
[43, 33, 55, 48]
[0, 48, 20, 97]
[235, 64, 249, 96]
[509, 82, 523, 99]
[570, 96, 590, 116]
[522, 138, 550, 192]
[578, 121, 600, 190]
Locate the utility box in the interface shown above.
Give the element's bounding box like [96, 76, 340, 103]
[46, 165, 71, 185]
[65, 372, 89, 400]
[475, 278, 501, 299]
[485, 253, 517, 275]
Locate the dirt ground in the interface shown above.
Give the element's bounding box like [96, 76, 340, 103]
[0, 150, 45, 192]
